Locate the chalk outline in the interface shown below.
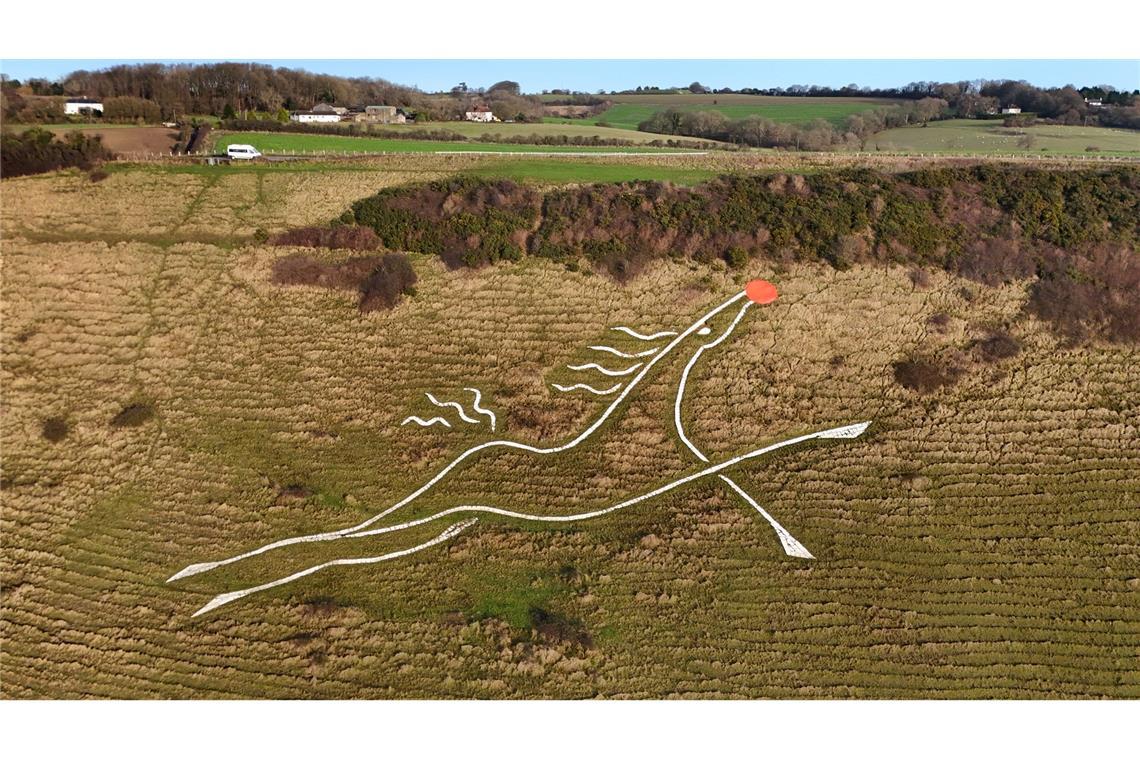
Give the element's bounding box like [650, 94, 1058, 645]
[567, 361, 644, 377]
[401, 416, 451, 428]
[426, 393, 480, 424]
[169, 291, 750, 582]
[464, 388, 496, 431]
[611, 326, 679, 341]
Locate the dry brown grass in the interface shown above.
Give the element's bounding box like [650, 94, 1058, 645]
[2, 159, 1138, 699]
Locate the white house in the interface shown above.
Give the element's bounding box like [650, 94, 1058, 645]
[1000, 106, 1022, 115]
[290, 102, 347, 123]
[464, 104, 495, 122]
[64, 98, 103, 116]
[1085, 98, 1103, 108]
[290, 111, 342, 123]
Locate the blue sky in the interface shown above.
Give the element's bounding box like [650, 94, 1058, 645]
[3, 59, 1137, 92]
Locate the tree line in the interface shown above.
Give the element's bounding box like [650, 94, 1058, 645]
[0, 67, 548, 124]
[638, 98, 951, 149]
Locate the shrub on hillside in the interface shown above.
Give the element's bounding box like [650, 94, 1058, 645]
[42, 417, 69, 442]
[1, 128, 115, 178]
[271, 252, 416, 312]
[975, 330, 1022, 362]
[360, 254, 417, 313]
[893, 356, 964, 394]
[1025, 243, 1140, 344]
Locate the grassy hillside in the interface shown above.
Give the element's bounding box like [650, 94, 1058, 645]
[864, 119, 1140, 156]
[2, 157, 1138, 698]
[546, 94, 904, 130]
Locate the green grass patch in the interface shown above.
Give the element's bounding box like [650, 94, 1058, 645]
[216, 132, 697, 155]
[465, 569, 568, 629]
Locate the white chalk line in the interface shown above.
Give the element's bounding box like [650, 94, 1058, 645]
[612, 326, 679, 341]
[401, 416, 451, 428]
[426, 393, 480, 424]
[168, 291, 749, 582]
[551, 382, 621, 396]
[589, 345, 659, 359]
[567, 361, 643, 377]
[192, 519, 479, 617]
[347, 423, 870, 537]
[464, 387, 496, 431]
[196, 421, 870, 614]
[673, 301, 815, 559]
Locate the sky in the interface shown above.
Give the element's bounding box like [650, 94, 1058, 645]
[2, 59, 1137, 92]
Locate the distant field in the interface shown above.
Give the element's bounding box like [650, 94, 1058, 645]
[545, 94, 904, 130]
[215, 132, 699, 155]
[864, 119, 1140, 156]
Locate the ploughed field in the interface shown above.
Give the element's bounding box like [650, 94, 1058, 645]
[2, 157, 1138, 698]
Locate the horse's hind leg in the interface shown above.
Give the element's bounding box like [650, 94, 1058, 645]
[190, 518, 478, 617]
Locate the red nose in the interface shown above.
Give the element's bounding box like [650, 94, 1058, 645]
[745, 279, 779, 305]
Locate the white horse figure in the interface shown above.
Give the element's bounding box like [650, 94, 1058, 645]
[171, 280, 871, 616]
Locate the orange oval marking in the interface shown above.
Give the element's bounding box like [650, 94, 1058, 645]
[745, 279, 779, 305]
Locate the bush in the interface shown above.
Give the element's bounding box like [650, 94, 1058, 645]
[42, 417, 68, 442]
[893, 357, 963, 394]
[1025, 243, 1140, 344]
[1, 128, 115, 178]
[89, 170, 109, 183]
[271, 252, 416, 313]
[359, 254, 417, 313]
[975, 330, 1022, 362]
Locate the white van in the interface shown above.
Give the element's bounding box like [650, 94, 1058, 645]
[226, 144, 262, 160]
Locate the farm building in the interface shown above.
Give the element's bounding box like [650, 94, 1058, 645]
[290, 102, 345, 123]
[348, 105, 407, 124]
[464, 105, 495, 122]
[1000, 106, 1022, 115]
[64, 98, 103, 116]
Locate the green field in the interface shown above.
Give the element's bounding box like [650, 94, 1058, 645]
[545, 94, 904, 130]
[215, 132, 700, 155]
[320, 119, 694, 144]
[865, 119, 1140, 156]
